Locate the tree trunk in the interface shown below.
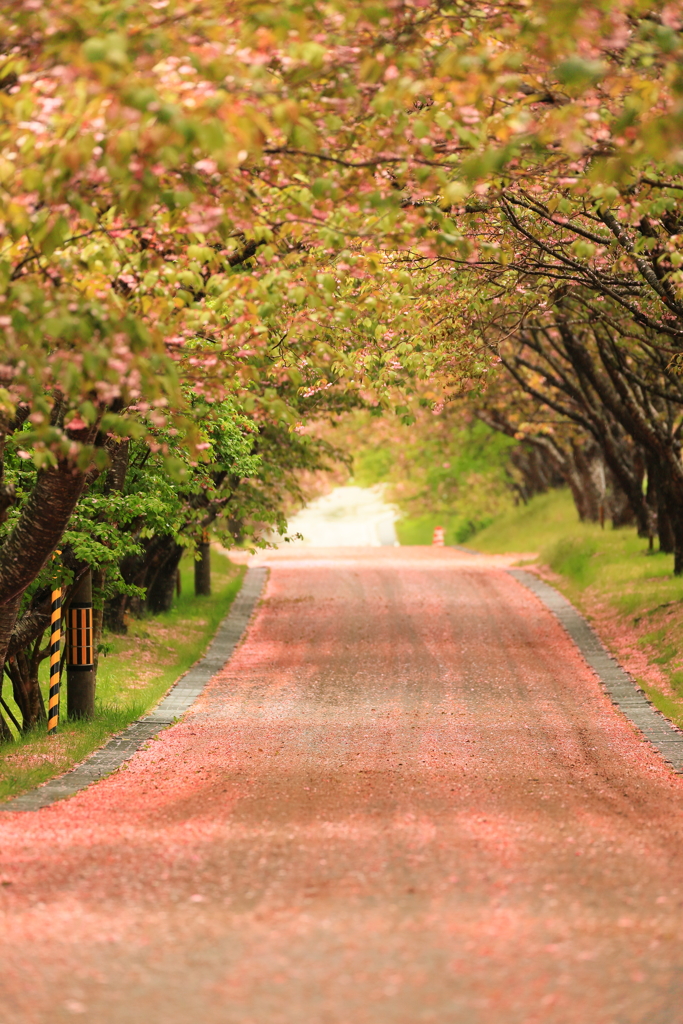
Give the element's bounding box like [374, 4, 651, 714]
[146, 542, 184, 614]
[675, 542, 683, 577]
[508, 443, 564, 502]
[95, 440, 129, 637]
[671, 499, 683, 576]
[106, 439, 130, 493]
[5, 635, 48, 732]
[0, 706, 13, 743]
[569, 441, 602, 522]
[597, 436, 648, 535]
[194, 539, 211, 597]
[104, 591, 129, 634]
[647, 457, 676, 554]
[0, 456, 93, 686]
[0, 459, 88, 609]
[605, 466, 636, 528]
[91, 567, 106, 678]
[650, 453, 683, 571]
[0, 664, 16, 742]
[608, 489, 636, 528]
[105, 533, 184, 626]
[658, 503, 675, 554]
[0, 594, 21, 703]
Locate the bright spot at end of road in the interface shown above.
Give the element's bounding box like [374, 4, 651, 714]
[282, 486, 399, 547]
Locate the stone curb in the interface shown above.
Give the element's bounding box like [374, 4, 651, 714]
[509, 569, 683, 774]
[0, 566, 268, 813]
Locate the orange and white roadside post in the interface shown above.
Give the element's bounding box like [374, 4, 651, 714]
[47, 555, 62, 735]
[432, 526, 445, 547]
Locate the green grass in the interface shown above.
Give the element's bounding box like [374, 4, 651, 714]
[639, 681, 683, 731]
[0, 551, 245, 803]
[473, 489, 584, 555]
[471, 488, 683, 730]
[396, 511, 491, 547]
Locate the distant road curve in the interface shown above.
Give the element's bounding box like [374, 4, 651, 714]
[283, 485, 399, 547]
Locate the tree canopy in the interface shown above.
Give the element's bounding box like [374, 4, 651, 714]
[5, 0, 683, 448]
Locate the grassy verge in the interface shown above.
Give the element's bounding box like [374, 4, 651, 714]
[472, 489, 683, 730]
[396, 512, 493, 547]
[0, 551, 245, 803]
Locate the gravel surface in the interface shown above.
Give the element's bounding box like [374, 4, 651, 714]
[1, 547, 682, 1024]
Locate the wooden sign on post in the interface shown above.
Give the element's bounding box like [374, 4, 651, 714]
[66, 569, 95, 720]
[67, 602, 93, 669]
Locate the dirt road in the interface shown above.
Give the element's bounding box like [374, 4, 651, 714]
[1, 548, 682, 1024]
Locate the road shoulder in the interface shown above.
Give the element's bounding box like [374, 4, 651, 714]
[510, 568, 683, 773]
[0, 567, 267, 812]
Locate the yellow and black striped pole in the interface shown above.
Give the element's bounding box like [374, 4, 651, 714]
[47, 586, 62, 735]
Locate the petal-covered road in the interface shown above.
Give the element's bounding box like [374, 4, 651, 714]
[1, 548, 683, 1024]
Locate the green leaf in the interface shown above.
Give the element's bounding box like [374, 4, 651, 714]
[82, 34, 129, 67]
[555, 58, 605, 87]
